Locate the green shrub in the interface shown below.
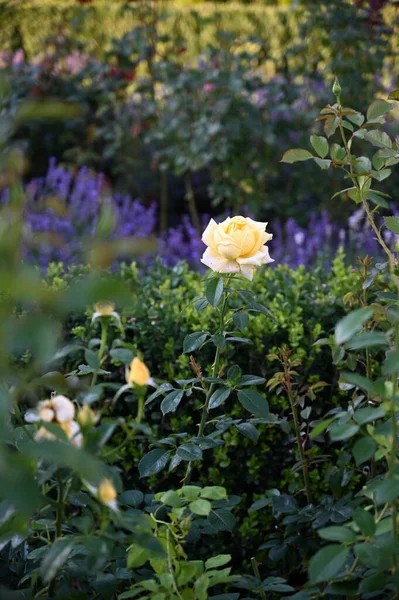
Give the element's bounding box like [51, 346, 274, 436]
[43, 254, 357, 563]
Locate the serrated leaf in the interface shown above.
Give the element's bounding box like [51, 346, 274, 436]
[235, 422, 259, 441]
[189, 499, 211, 516]
[237, 390, 269, 418]
[310, 135, 329, 158]
[281, 149, 313, 163]
[139, 449, 170, 478]
[324, 116, 340, 138]
[161, 390, 184, 415]
[365, 130, 392, 149]
[314, 157, 331, 170]
[183, 331, 208, 354]
[209, 509, 236, 533]
[206, 278, 223, 307]
[367, 99, 392, 120]
[176, 443, 203, 461]
[209, 387, 231, 410]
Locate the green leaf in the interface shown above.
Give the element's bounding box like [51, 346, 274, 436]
[206, 278, 223, 307]
[354, 406, 385, 425]
[384, 216, 399, 234]
[183, 331, 208, 354]
[139, 449, 170, 478]
[235, 375, 266, 387]
[209, 387, 231, 410]
[40, 539, 74, 583]
[280, 149, 313, 163]
[237, 390, 269, 418]
[200, 486, 227, 500]
[209, 509, 236, 533]
[310, 135, 329, 158]
[181, 485, 202, 501]
[85, 349, 100, 370]
[388, 89, 399, 100]
[233, 312, 249, 331]
[346, 112, 364, 126]
[324, 116, 340, 138]
[340, 372, 377, 395]
[212, 334, 226, 349]
[367, 99, 392, 120]
[309, 545, 349, 584]
[359, 573, 390, 594]
[345, 332, 388, 350]
[354, 508, 376, 537]
[318, 526, 356, 543]
[383, 350, 399, 375]
[205, 555, 231, 570]
[314, 158, 331, 170]
[310, 418, 335, 439]
[329, 423, 359, 442]
[235, 422, 259, 441]
[189, 499, 212, 516]
[176, 443, 203, 461]
[335, 308, 374, 345]
[119, 490, 144, 508]
[161, 390, 184, 415]
[127, 545, 152, 568]
[353, 437, 376, 466]
[365, 130, 392, 149]
[369, 479, 399, 505]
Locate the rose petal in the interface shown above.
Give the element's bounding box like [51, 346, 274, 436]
[201, 218, 218, 248]
[201, 247, 240, 274]
[51, 395, 75, 423]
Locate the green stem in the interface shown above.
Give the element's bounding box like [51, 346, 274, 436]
[251, 557, 266, 600]
[102, 390, 145, 459]
[338, 112, 396, 267]
[55, 473, 64, 539]
[91, 319, 108, 386]
[184, 277, 230, 483]
[289, 390, 312, 505]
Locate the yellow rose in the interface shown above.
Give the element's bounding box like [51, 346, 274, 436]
[94, 301, 115, 316]
[98, 478, 117, 505]
[126, 357, 151, 386]
[201, 216, 273, 281]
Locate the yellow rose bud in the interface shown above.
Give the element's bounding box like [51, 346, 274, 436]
[201, 216, 273, 281]
[126, 357, 151, 386]
[98, 479, 117, 505]
[77, 405, 97, 428]
[94, 301, 116, 316]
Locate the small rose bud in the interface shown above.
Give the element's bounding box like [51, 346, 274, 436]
[332, 77, 342, 100]
[98, 479, 117, 505]
[77, 405, 96, 429]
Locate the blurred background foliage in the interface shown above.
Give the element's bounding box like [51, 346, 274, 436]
[0, 0, 398, 260]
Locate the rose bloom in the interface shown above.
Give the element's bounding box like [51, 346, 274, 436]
[201, 216, 273, 281]
[25, 395, 83, 448]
